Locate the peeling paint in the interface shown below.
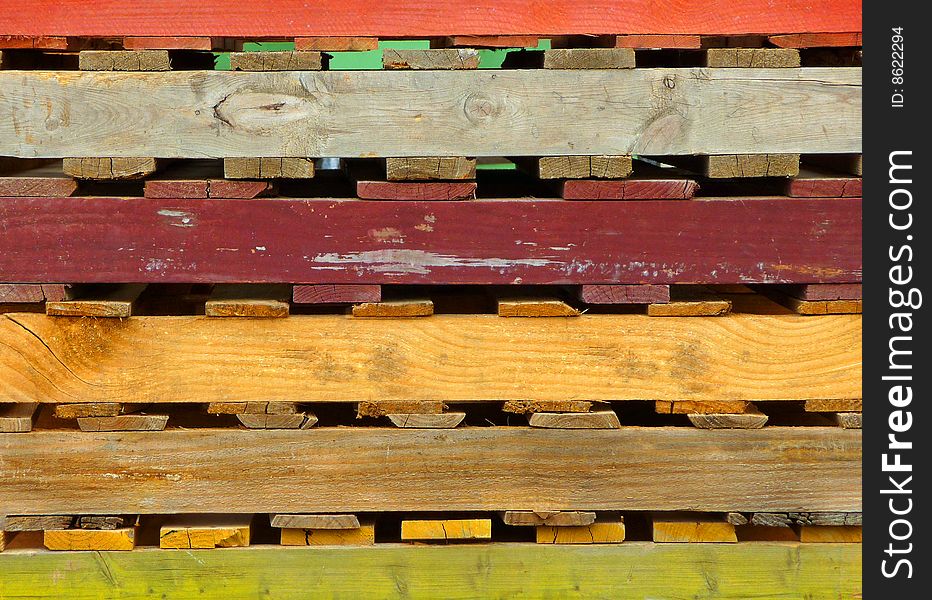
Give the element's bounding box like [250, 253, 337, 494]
[310, 250, 560, 275]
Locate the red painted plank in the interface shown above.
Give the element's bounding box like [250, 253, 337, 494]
[123, 36, 216, 50]
[0, 197, 861, 285]
[561, 178, 698, 200]
[0, 1, 861, 37]
[356, 181, 477, 201]
[579, 284, 671, 304]
[775, 283, 862, 301]
[614, 34, 702, 48]
[145, 179, 274, 199]
[0, 284, 69, 303]
[769, 33, 862, 48]
[786, 169, 861, 198]
[293, 284, 382, 304]
[0, 176, 78, 197]
[0, 35, 68, 49]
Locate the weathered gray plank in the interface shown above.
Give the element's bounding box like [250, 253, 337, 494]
[0, 69, 861, 158]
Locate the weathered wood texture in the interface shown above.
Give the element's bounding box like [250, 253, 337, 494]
[62, 157, 162, 180]
[159, 515, 251, 549]
[79, 50, 171, 71]
[560, 178, 699, 199]
[706, 48, 800, 68]
[776, 283, 862, 301]
[383, 49, 479, 70]
[579, 285, 670, 304]
[223, 158, 314, 179]
[271, 514, 360, 529]
[438, 35, 539, 48]
[497, 298, 580, 317]
[0, 197, 862, 284]
[229, 51, 323, 71]
[0, 1, 862, 36]
[294, 37, 378, 51]
[0, 543, 862, 598]
[527, 411, 620, 429]
[356, 181, 477, 200]
[386, 157, 476, 181]
[351, 299, 434, 317]
[787, 168, 862, 197]
[0, 313, 861, 404]
[0, 403, 38, 433]
[386, 413, 465, 428]
[0, 427, 861, 515]
[0, 69, 862, 158]
[293, 285, 382, 304]
[0, 284, 67, 304]
[502, 511, 596, 527]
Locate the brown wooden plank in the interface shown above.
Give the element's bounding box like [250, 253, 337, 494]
[0, 35, 70, 50]
[804, 399, 862, 413]
[537, 520, 625, 544]
[293, 285, 382, 304]
[798, 526, 862, 543]
[55, 403, 127, 418]
[501, 511, 596, 527]
[294, 37, 378, 51]
[401, 519, 492, 541]
[205, 284, 291, 318]
[502, 400, 594, 415]
[769, 33, 862, 48]
[45, 284, 146, 317]
[383, 49, 479, 70]
[497, 298, 580, 317]
[76, 414, 169, 432]
[578, 285, 670, 304]
[527, 411, 620, 430]
[237, 412, 317, 429]
[230, 51, 323, 71]
[386, 413, 465, 428]
[385, 157, 476, 181]
[786, 167, 861, 197]
[0, 403, 39, 433]
[653, 515, 737, 543]
[438, 36, 539, 48]
[0, 163, 78, 197]
[560, 178, 697, 199]
[62, 157, 162, 180]
[356, 181, 477, 200]
[79, 50, 171, 70]
[515, 156, 632, 179]
[833, 413, 862, 429]
[159, 515, 251, 548]
[271, 514, 360, 529]
[44, 528, 135, 551]
[0, 285, 44, 303]
[687, 407, 768, 429]
[775, 284, 862, 301]
[0, 427, 862, 514]
[224, 158, 314, 179]
[281, 523, 375, 546]
[357, 401, 444, 418]
[1, 515, 73, 531]
[655, 400, 751, 415]
[705, 48, 800, 67]
[662, 154, 801, 178]
[123, 36, 223, 50]
[351, 299, 434, 317]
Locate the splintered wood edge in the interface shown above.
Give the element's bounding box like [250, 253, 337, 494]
[502, 400, 595, 414]
[357, 401, 445, 418]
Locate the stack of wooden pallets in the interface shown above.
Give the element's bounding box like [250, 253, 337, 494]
[0, 1, 861, 597]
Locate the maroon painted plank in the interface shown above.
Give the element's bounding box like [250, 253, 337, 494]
[786, 172, 862, 198]
[579, 284, 671, 304]
[145, 179, 274, 199]
[356, 181, 477, 201]
[293, 284, 382, 304]
[0, 176, 78, 197]
[0, 197, 861, 285]
[561, 179, 698, 200]
[0, 284, 69, 302]
[775, 284, 862, 301]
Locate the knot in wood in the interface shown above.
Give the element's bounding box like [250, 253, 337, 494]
[463, 92, 503, 124]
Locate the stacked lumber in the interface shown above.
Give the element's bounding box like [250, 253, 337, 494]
[0, 1, 861, 597]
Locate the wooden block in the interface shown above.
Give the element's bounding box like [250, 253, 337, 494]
[385, 157, 476, 181]
[401, 519, 492, 541]
[688, 407, 768, 429]
[224, 158, 315, 179]
[497, 298, 580, 317]
[537, 520, 625, 544]
[560, 178, 698, 199]
[725, 512, 748, 526]
[55, 403, 129, 418]
[655, 400, 751, 415]
[705, 154, 800, 178]
[501, 511, 596, 527]
[772, 295, 862, 315]
[237, 412, 318, 429]
[832, 413, 862, 429]
[653, 515, 737, 543]
[439, 36, 538, 48]
[79, 50, 171, 70]
[77, 414, 169, 432]
[528, 411, 620, 430]
[294, 285, 382, 304]
[386, 413, 465, 429]
[123, 37, 221, 50]
[145, 178, 275, 199]
[77, 516, 129, 530]
[44, 528, 135, 551]
[0, 35, 70, 50]
[271, 514, 360, 529]
[786, 168, 861, 197]
[281, 523, 375, 546]
[615, 35, 701, 49]
[159, 515, 251, 549]
[502, 400, 594, 414]
[208, 402, 299, 415]
[517, 156, 632, 179]
[0, 284, 44, 303]
[294, 37, 378, 52]
[0, 403, 39, 433]
[803, 154, 862, 176]
[205, 284, 291, 318]
[647, 298, 731, 317]
[805, 398, 862, 413]
[1, 515, 73, 532]
[383, 49, 479, 70]
[46, 284, 146, 318]
[230, 51, 323, 71]
[356, 181, 477, 201]
[357, 400, 444, 418]
[770, 33, 862, 48]
[775, 284, 862, 301]
[351, 299, 433, 317]
[706, 48, 800, 67]
[792, 512, 862, 526]
[799, 526, 862, 543]
[579, 285, 670, 304]
[63, 157, 162, 180]
[542, 48, 634, 69]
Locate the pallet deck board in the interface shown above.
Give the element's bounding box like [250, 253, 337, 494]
[0, 312, 861, 404]
[0, 69, 861, 158]
[0, 197, 862, 284]
[0, 427, 861, 514]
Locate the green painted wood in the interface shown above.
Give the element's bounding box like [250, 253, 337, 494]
[0, 543, 860, 599]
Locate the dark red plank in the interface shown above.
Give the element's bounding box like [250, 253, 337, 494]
[293, 284, 382, 304]
[775, 284, 862, 301]
[145, 179, 274, 199]
[561, 178, 698, 200]
[0, 197, 861, 285]
[786, 170, 862, 198]
[356, 181, 477, 201]
[769, 33, 862, 48]
[0, 1, 861, 37]
[0, 176, 78, 197]
[579, 284, 671, 304]
[0, 284, 69, 302]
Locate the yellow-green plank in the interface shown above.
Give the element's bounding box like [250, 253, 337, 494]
[0, 542, 860, 599]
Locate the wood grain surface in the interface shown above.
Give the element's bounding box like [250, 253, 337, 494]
[0, 69, 861, 158]
[0, 543, 862, 599]
[0, 197, 862, 284]
[0, 427, 861, 514]
[0, 312, 861, 404]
